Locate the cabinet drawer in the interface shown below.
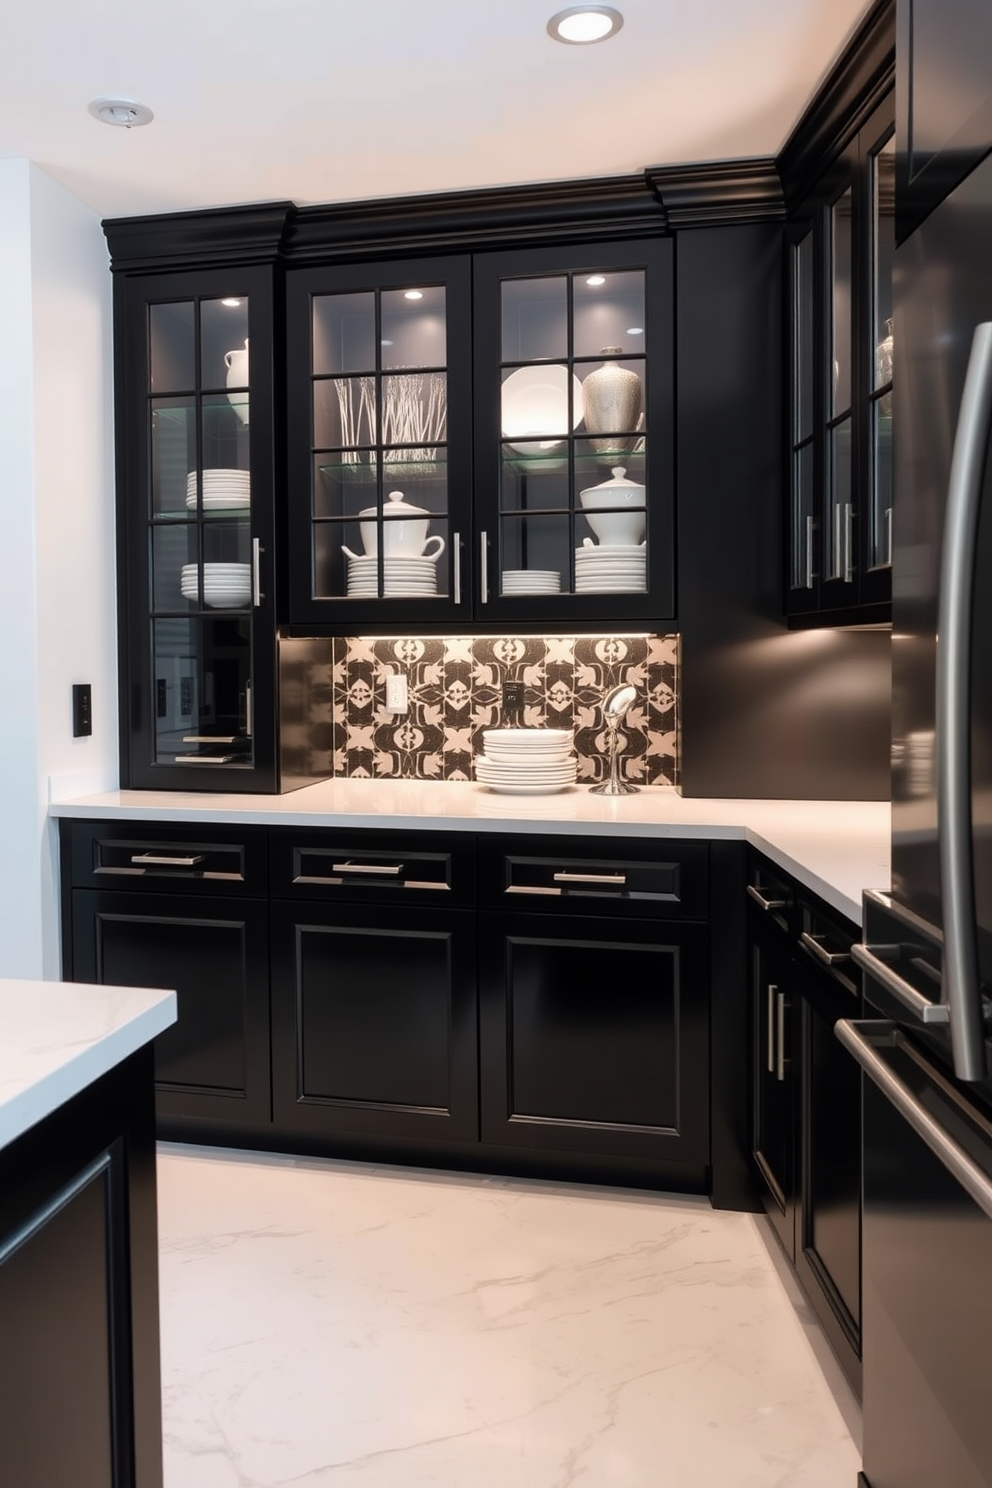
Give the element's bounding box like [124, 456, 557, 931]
[746, 851, 795, 935]
[65, 820, 267, 895]
[479, 835, 708, 918]
[269, 828, 475, 906]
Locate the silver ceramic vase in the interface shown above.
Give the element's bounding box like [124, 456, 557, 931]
[582, 348, 643, 456]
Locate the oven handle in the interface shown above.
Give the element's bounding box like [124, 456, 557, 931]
[837, 1019, 992, 1223]
[936, 321, 992, 1080]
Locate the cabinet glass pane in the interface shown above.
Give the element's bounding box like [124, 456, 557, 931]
[313, 451, 379, 520]
[381, 371, 447, 455]
[149, 301, 195, 393]
[314, 375, 377, 451]
[873, 136, 896, 392]
[381, 285, 446, 370]
[831, 187, 853, 416]
[827, 418, 853, 582]
[794, 230, 814, 442]
[576, 355, 645, 456]
[501, 363, 578, 441]
[313, 519, 450, 602]
[575, 444, 647, 549]
[313, 293, 376, 376]
[500, 515, 570, 595]
[151, 399, 196, 517]
[870, 391, 894, 568]
[501, 443, 571, 511]
[572, 270, 645, 359]
[790, 442, 815, 590]
[501, 277, 568, 362]
[202, 394, 250, 473]
[152, 616, 253, 766]
[153, 523, 251, 613]
[200, 297, 249, 399]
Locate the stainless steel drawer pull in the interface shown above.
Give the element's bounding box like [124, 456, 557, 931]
[800, 931, 852, 967]
[851, 942, 950, 1025]
[747, 884, 787, 912]
[182, 735, 239, 744]
[552, 871, 627, 886]
[130, 853, 205, 868]
[174, 754, 238, 763]
[776, 991, 786, 1081]
[767, 983, 776, 1074]
[252, 537, 263, 606]
[331, 862, 404, 876]
[453, 532, 462, 604]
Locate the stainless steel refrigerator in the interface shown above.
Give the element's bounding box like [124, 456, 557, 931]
[839, 145, 992, 1487]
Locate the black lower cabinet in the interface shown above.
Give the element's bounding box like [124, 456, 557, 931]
[70, 890, 271, 1127]
[0, 1048, 163, 1488]
[270, 900, 478, 1144]
[749, 914, 798, 1257]
[479, 911, 709, 1168]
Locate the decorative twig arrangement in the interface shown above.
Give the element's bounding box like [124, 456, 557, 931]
[334, 371, 447, 478]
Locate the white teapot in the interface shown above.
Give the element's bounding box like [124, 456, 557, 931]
[358, 491, 445, 559]
[225, 339, 249, 425]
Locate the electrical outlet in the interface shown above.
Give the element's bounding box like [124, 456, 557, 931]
[386, 673, 408, 713]
[502, 680, 524, 717]
[72, 683, 92, 738]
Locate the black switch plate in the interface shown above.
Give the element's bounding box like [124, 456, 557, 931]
[502, 680, 524, 719]
[72, 684, 92, 738]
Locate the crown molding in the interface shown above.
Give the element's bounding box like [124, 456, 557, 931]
[646, 158, 784, 227]
[777, 0, 895, 208]
[103, 202, 296, 274]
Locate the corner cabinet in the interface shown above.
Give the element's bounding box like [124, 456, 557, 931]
[285, 238, 674, 628]
[786, 90, 895, 627]
[108, 212, 334, 794]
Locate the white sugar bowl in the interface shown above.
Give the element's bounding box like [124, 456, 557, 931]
[579, 466, 646, 546]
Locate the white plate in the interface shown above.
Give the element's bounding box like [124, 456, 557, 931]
[478, 781, 575, 795]
[501, 365, 584, 445]
[482, 728, 571, 745]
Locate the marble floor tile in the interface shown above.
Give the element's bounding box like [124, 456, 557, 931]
[156, 1146, 861, 1487]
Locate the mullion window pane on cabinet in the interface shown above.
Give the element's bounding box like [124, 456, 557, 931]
[789, 228, 815, 595]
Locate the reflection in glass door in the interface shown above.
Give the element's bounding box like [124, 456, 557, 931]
[827, 187, 854, 586]
[790, 227, 815, 593]
[147, 294, 255, 768]
[869, 134, 895, 570]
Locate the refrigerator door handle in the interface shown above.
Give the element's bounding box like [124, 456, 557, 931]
[837, 1019, 992, 1223]
[936, 321, 992, 1080]
[852, 942, 950, 1024]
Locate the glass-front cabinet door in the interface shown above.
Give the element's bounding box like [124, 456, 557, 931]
[862, 128, 896, 599]
[286, 257, 473, 626]
[473, 239, 674, 623]
[118, 266, 280, 789]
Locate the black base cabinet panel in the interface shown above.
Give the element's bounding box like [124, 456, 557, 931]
[749, 905, 798, 1258]
[479, 910, 709, 1169]
[270, 899, 478, 1144]
[0, 1047, 163, 1488]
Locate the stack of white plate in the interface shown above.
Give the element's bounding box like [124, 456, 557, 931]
[574, 543, 646, 593]
[501, 569, 561, 596]
[346, 555, 440, 597]
[475, 728, 577, 795]
[186, 469, 251, 512]
[180, 562, 252, 608]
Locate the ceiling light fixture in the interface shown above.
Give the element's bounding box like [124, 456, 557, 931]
[627, 326, 644, 335]
[221, 298, 242, 308]
[88, 97, 154, 129]
[403, 290, 424, 301]
[586, 274, 607, 287]
[547, 6, 623, 44]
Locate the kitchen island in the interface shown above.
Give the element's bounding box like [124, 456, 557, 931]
[0, 978, 176, 1488]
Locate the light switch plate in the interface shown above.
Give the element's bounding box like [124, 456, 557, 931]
[385, 673, 408, 713]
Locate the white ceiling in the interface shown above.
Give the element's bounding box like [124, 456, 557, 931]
[0, 0, 874, 221]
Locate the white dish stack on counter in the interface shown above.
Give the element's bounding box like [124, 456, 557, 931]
[475, 728, 577, 794]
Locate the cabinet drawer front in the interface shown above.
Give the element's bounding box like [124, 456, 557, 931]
[67, 820, 266, 895]
[480, 836, 708, 918]
[269, 829, 474, 905]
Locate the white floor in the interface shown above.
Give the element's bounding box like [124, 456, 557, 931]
[156, 1145, 862, 1488]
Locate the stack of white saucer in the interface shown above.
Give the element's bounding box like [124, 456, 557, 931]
[180, 562, 252, 608]
[574, 542, 646, 593]
[186, 469, 251, 512]
[501, 569, 561, 596]
[346, 555, 440, 598]
[475, 728, 577, 795]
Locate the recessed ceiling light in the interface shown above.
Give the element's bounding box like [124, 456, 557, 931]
[547, 6, 623, 44]
[627, 326, 644, 335]
[586, 274, 607, 287]
[87, 97, 154, 128]
[221, 298, 242, 308]
[403, 290, 424, 301]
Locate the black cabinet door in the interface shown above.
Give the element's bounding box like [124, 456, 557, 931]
[478, 911, 708, 1164]
[71, 890, 271, 1126]
[794, 951, 862, 1393]
[749, 913, 797, 1257]
[270, 900, 477, 1144]
[897, 0, 992, 241]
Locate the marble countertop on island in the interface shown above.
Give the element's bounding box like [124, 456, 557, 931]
[0, 979, 177, 1151]
[50, 781, 890, 924]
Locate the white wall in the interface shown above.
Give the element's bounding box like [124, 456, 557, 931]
[0, 160, 117, 978]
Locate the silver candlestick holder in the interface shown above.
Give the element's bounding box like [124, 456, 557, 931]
[590, 683, 639, 796]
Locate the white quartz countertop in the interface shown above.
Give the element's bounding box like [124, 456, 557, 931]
[51, 781, 890, 924]
[0, 979, 177, 1151]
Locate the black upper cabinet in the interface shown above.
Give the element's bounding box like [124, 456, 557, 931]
[285, 237, 674, 629]
[785, 92, 895, 626]
[111, 253, 334, 792]
[897, 0, 992, 242]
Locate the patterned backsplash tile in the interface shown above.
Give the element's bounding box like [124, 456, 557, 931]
[331, 634, 679, 786]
